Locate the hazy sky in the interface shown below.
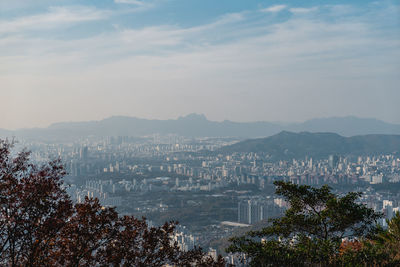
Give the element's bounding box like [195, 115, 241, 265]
[1, 0, 399, 129]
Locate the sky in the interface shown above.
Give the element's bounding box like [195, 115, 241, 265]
[0, 0, 399, 129]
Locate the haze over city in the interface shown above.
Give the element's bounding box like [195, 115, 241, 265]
[2, 1, 400, 266]
[1, 0, 399, 130]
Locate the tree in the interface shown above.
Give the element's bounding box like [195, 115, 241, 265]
[0, 140, 72, 266]
[375, 211, 400, 262]
[52, 197, 120, 266]
[336, 212, 400, 267]
[227, 181, 382, 266]
[0, 139, 224, 266]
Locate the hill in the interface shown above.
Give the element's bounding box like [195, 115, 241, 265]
[287, 116, 400, 136]
[219, 131, 400, 160]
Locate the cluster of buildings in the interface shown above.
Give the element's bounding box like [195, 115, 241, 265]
[66, 180, 122, 207]
[359, 187, 400, 224]
[17, 135, 400, 257]
[23, 135, 400, 189]
[172, 225, 196, 252]
[237, 196, 285, 224]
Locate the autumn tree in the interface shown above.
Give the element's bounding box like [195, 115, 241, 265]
[52, 197, 119, 266]
[0, 139, 224, 266]
[336, 212, 400, 266]
[53, 198, 219, 266]
[227, 181, 382, 266]
[375, 211, 400, 262]
[0, 139, 72, 266]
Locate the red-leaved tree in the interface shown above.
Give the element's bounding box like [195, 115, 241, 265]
[0, 140, 225, 267]
[0, 140, 72, 266]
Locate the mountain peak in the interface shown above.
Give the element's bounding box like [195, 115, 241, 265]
[178, 113, 208, 121]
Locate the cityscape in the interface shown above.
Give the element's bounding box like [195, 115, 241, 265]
[12, 127, 400, 263]
[1, 0, 399, 265]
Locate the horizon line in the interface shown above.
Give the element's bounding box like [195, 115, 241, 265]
[0, 114, 397, 131]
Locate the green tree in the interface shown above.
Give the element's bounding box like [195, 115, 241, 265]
[376, 211, 400, 261]
[227, 181, 382, 266]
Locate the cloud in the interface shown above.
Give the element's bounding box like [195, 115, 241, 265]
[261, 5, 287, 13]
[114, 0, 146, 5]
[0, 6, 108, 35]
[120, 26, 183, 48]
[0, 2, 399, 128]
[1, 3, 398, 75]
[0, 10, 247, 69]
[289, 7, 319, 14]
[113, 0, 157, 12]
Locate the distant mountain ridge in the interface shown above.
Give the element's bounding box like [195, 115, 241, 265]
[219, 131, 400, 160]
[288, 116, 400, 137]
[1, 114, 400, 141]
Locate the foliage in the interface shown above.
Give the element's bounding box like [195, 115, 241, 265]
[336, 215, 400, 267]
[0, 140, 72, 266]
[375, 211, 400, 262]
[351, 211, 400, 266]
[227, 181, 383, 266]
[0, 139, 224, 266]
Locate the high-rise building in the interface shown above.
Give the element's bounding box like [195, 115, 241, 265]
[238, 199, 281, 224]
[238, 201, 250, 224]
[80, 146, 88, 161]
[328, 155, 339, 169]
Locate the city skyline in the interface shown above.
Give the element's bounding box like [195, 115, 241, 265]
[1, 0, 399, 129]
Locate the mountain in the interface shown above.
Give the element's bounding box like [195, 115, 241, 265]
[0, 114, 282, 141]
[1, 114, 400, 141]
[44, 114, 282, 139]
[219, 131, 400, 160]
[287, 116, 400, 136]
